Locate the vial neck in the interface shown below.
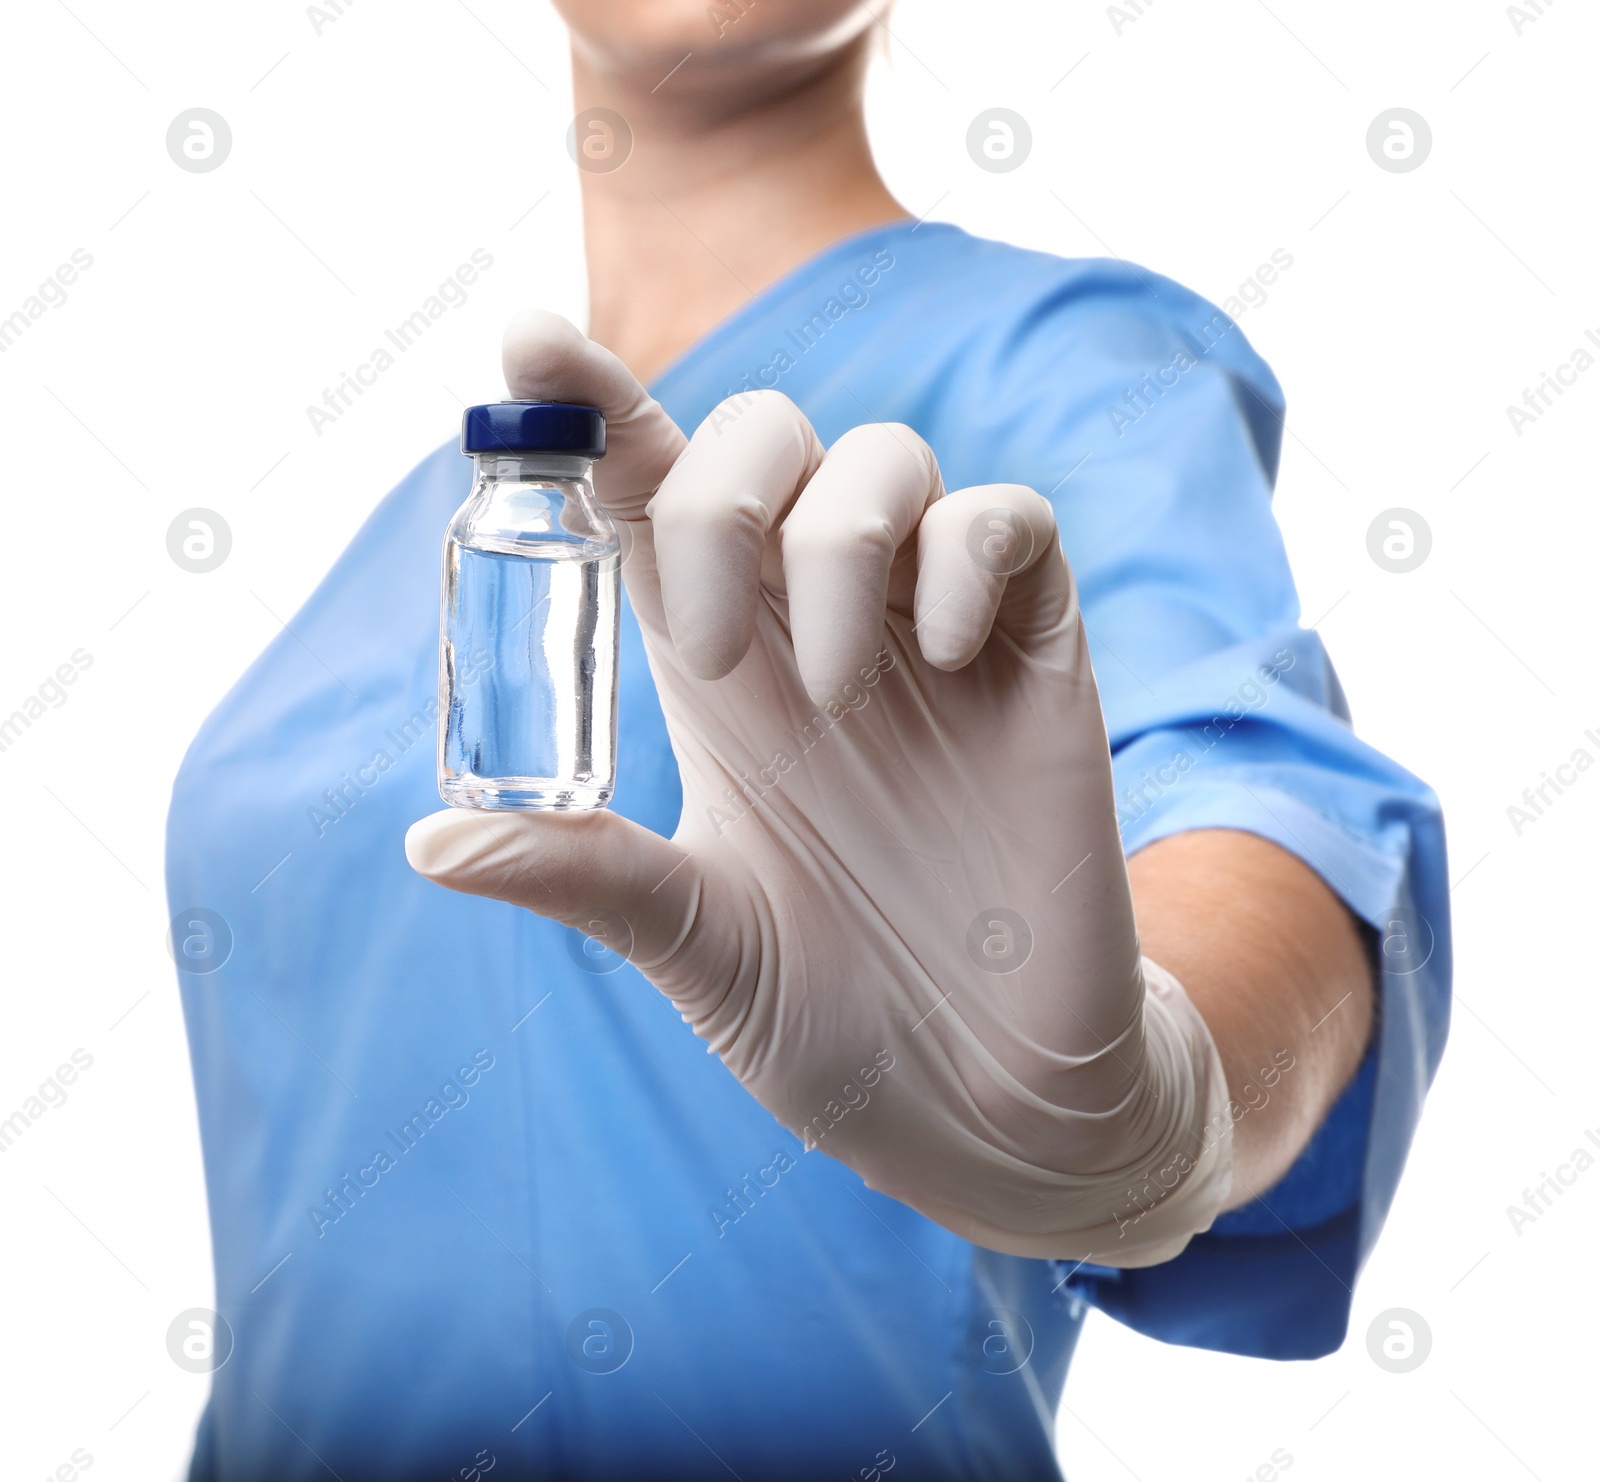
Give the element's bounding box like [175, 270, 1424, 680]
[473, 452, 594, 481]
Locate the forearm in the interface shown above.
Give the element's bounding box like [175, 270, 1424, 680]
[1128, 828, 1376, 1210]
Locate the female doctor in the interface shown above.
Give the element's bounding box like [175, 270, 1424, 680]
[167, 2, 1449, 1477]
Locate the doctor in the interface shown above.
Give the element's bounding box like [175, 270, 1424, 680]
[167, 2, 1449, 1478]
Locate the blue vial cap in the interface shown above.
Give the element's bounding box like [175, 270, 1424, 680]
[461, 401, 606, 458]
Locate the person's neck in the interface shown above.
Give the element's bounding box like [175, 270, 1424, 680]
[573, 41, 908, 386]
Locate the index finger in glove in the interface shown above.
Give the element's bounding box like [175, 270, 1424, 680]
[501, 309, 688, 526]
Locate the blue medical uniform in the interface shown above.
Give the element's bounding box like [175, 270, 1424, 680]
[167, 221, 1449, 1480]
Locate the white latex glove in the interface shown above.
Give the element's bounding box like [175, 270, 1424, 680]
[406, 311, 1233, 1266]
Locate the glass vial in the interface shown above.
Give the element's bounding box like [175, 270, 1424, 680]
[438, 402, 619, 811]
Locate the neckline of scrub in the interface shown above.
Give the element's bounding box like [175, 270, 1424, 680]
[646, 216, 963, 398]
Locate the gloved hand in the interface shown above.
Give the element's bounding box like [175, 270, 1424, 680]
[406, 311, 1233, 1265]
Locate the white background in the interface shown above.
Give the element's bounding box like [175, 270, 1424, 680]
[1, 0, 1594, 1476]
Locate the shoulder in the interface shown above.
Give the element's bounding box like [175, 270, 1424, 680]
[845, 226, 1287, 494]
[894, 224, 1283, 402]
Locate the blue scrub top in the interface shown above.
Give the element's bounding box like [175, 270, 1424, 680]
[167, 221, 1449, 1481]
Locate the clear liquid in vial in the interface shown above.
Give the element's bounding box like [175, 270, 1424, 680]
[439, 536, 619, 810]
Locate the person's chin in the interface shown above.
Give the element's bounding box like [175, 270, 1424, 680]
[558, 0, 874, 91]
